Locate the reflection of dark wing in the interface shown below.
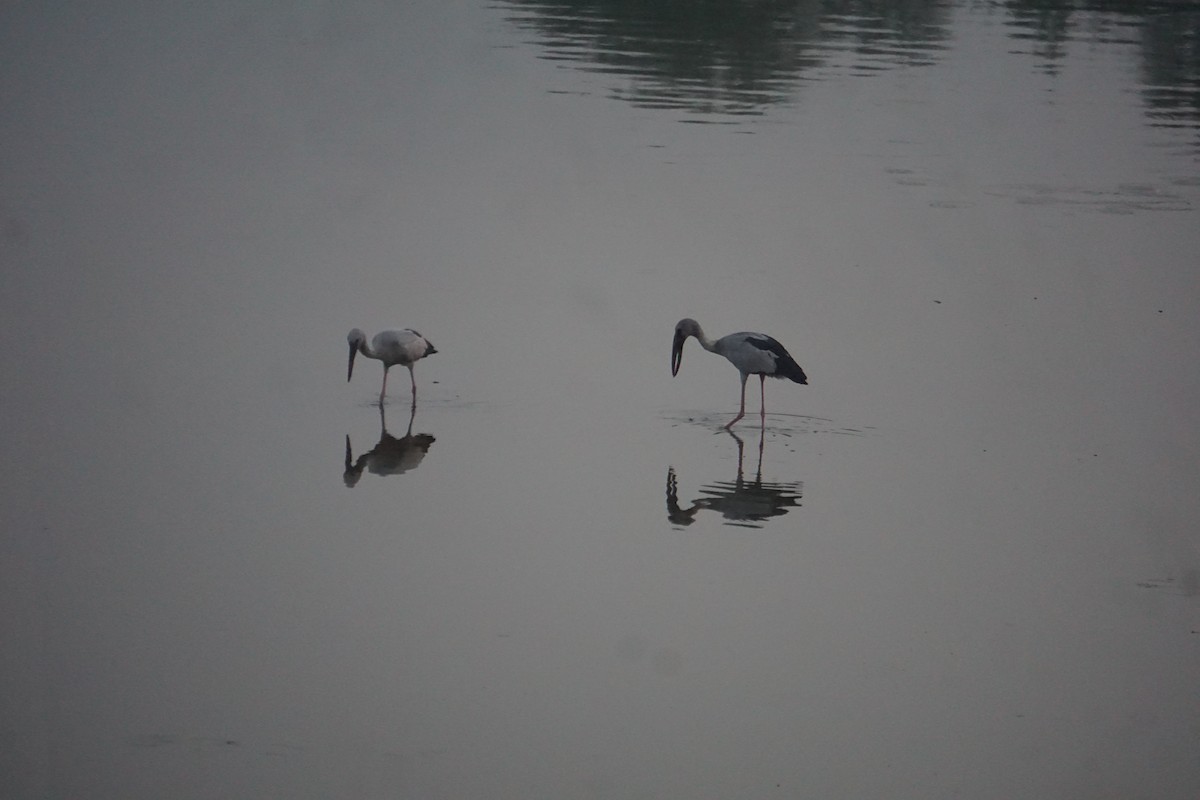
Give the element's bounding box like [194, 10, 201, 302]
[667, 468, 802, 529]
[363, 432, 436, 477]
[695, 478, 802, 528]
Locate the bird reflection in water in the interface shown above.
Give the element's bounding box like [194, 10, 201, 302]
[343, 403, 435, 487]
[666, 428, 802, 528]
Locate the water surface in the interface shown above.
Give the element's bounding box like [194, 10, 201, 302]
[2, 1, 1198, 798]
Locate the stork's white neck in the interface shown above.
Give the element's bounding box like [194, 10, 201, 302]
[349, 329, 381, 361]
[691, 325, 718, 352]
[678, 318, 717, 352]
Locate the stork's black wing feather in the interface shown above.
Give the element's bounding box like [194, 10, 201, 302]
[745, 335, 788, 359]
[746, 335, 807, 384]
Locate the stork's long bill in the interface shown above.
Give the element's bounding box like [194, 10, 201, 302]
[671, 329, 686, 376]
[347, 341, 359, 382]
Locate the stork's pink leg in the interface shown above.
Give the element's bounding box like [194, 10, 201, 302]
[725, 375, 748, 429]
[379, 368, 389, 404]
[759, 374, 767, 425]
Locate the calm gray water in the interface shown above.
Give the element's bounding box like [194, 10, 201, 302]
[3, 2, 1199, 798]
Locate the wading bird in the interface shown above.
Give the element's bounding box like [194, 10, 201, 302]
[671, 317, 807, 429]
[347, 327, 437, 405]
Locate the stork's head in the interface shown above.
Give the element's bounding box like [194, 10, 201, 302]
[671, 318, 701, 376]
[347, 328, 366, 381]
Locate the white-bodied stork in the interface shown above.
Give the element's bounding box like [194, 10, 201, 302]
[347, 327, 437, 405]
[671, 318, 807, 429]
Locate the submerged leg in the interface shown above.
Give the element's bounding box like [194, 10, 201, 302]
[725, 373, 749, 429]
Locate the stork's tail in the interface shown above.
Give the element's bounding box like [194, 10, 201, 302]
[776, 355, 808, 385]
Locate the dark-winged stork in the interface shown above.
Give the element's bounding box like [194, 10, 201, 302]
[347, 327, 437, 405]
[671, 318, 807, 429]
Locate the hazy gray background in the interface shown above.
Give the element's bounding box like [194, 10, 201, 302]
[2, 1, 1198, 798]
